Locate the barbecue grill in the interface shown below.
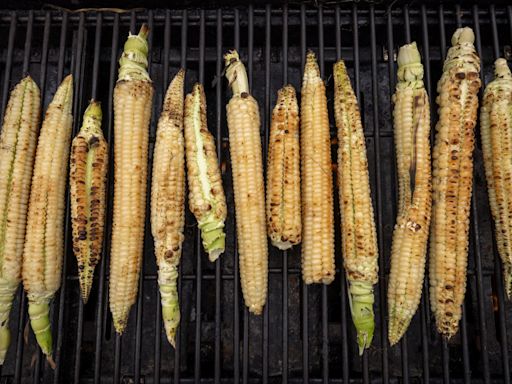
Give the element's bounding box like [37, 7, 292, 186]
[0, 1, 510, 383]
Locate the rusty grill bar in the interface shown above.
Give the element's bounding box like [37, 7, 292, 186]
[0, 4, 510, 383]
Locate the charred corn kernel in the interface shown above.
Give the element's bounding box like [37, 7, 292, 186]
[110, 24, 154, 334]
[151, 70, 185, 347]
[333, 60, 379, 354]
[0, 76, 40, 364]
[481, 58, 512, 299]
[69, 100, 107, 304]
[430, 27, 481, 338]
[301, 50, 335, 285]
[184, 83, 227, 261]
[388, 42, 432, 345]
[22, 75, 73, 360]
[224, 50, 268, 315]
[266, 85, 301, 250]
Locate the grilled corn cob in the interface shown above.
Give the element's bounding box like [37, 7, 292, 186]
[69, 100, 107, 304]
[266, 85, 301, 250]
[301, 50, 335, 285]
[0, 77, 40, 363]
[184, 83, 227, 261]
[22, 74, 73, 360]
[110, 24, 154, 333]
[388, 42, 432, 345]
[224, 50, 268, 314]
[333, 60, 378, 354]
[481, 58, 512, 298]
[430, 27, 481, 338]
[151, 70, 185, 347]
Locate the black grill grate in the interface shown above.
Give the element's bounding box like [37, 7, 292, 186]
[0, 4, 510, 383]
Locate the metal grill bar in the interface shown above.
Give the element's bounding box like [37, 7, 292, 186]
[369, 6, 388, 384]
[194, 9, 205, 384]
[489, 7, 511, 383]
[233, 9, 240, 384]
[262, 5, 270, 384]
[214, 9, 223, 384]
[299, 5, 308, 384]
[0, 6, 510, 383]
[334, 6, 350, 383]
[419, 6, 431, 383]
[400, 8, 411, 383]
[471, 7, 491, 384]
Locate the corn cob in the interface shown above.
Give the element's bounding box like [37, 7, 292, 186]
[184, 83, 227, 261]
[430, 27, 481, 338]
[224, 50, 268, 315]
[22, 74, 73, 360]
[300, 50, 335, 285]
[266, 85, 301, 250]
[388, 42, 432, 345]
[69, 100, 107, 304]
[480, 58, 512, 298]
[333, 60, 378, 354]
[151, 70, 185, 347]
[0, 77, 40, 364]
[110, 24, 154, 333]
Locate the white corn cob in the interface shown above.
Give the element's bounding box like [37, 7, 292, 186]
[224, 50, 268, 314]
[0, 76, 40, 363]
[266, 85, 301, 250]
[300, 50, 335, 285]
[151, 69, 185, 347]
[480, 58, 512, 298]
[110, 25, 154, 333]
[22, 74, 73, 361]
[430, 27, 481, 338]
[388, 42, 432, 345]
[333, 59, 379, 354]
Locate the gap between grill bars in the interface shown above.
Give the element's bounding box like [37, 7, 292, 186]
[0, 4, 510, 384]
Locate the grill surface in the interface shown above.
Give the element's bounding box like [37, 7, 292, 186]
[0, 4, 510, 383]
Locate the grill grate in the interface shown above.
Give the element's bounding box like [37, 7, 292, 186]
[0, 4, 510, 383]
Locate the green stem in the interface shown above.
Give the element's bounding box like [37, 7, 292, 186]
[159, 267, 179, 348]
[28, 299, 52, 357]
[198, 215, 226, 262]
[397, 42, 424, 86]
[0, 279, 17, 364]
[347, 280, 375, 355]
[224, 50, 250, 96]
[118, 24, 150, 82]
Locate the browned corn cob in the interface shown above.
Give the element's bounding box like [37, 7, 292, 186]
[224, 50, 268, 314]
[430, 27, 481, 338]
[184, 83, 227, 261]
[388, 42, 432, 345]
[22, 74, 73, 361]
[110, 25, 154, 333]
[266, 85, 301, 250]
[333, 59, 379, 354]
[0, 76, 40, 363]
[480, 58, 512, 298]
[300, 50, 335, 284]
[69, 100, 107, 304]
[151, 69, 185, 347]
